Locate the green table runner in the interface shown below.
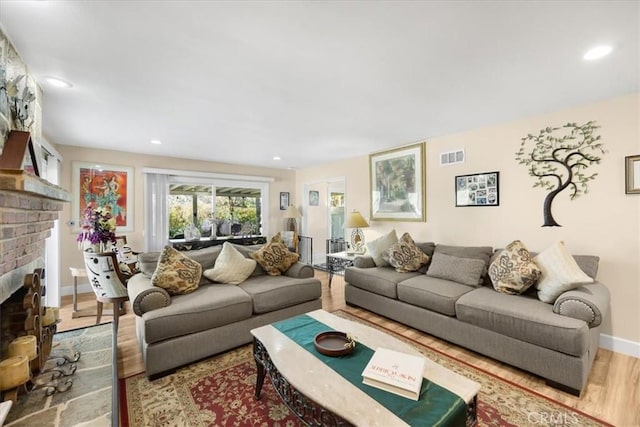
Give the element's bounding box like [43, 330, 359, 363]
[273, 314, 466, 427]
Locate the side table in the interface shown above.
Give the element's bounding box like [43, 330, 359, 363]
[69, 268, 125, 323]
[326, 251, 357, 287]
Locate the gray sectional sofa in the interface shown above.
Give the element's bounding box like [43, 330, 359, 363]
[127, 244, 322, 378]
[344, 242, 609, 395]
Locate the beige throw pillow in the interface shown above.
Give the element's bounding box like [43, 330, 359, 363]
[250, 234, 300, 276]
[203, 242, 256, 285]
[383, 232, 430, 272]
[489, 240, 541, 295]
[151, 246, 202, 295]
[534, 241, 594, 303]
[366, 229, 398, 267]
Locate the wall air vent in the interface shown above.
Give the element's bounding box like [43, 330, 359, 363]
[440, 149, 465, 166]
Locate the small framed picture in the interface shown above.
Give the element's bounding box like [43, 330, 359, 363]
[309, 190, 320, 206]
[625, 155, 640, 194]
[279, 192, 290, 210]
[456, 171, 499, 207]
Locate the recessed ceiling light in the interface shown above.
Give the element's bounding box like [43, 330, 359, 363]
[150, 140, 162, 145]
[273, 156, 281, 161]
[583, 45, 613, 60]
[44, 77, 73, 88]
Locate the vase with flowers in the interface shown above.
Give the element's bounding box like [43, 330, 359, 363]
[77, 205, 117, 252]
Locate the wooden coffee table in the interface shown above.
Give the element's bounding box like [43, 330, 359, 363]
[251, 310, 480, 426]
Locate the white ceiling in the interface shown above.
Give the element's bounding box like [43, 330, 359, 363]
[0, 1, 638, 169]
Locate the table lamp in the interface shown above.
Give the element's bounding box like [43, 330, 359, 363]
[283, 205, 300, 233]
[345, 210, 369, 254]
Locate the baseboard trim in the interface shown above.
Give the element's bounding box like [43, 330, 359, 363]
[600, 334, 640, 358]
[60, 284, 92, 297]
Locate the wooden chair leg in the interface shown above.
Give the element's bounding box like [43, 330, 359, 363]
[96, 301, 103, 324]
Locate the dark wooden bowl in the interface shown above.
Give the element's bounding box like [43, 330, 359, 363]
[313, 331, 355, 357]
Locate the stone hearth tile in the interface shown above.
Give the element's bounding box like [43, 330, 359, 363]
[4, 406, 58, 427]
[50, 366, 111, 407]
[58, 390, 110, 427]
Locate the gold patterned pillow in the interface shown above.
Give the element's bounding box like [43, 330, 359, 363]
[383, 232, 430, 273]
[488, 240, 541, 295]
[249, 234, 300, 276]
[151, 246, 202, 295]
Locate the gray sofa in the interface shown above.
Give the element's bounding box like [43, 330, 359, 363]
[127, 244, 322, 378]
[344, 242, 609, 396]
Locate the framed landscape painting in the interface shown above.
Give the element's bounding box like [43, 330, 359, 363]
[71, 162, 134, 231]
[369, 142, 426, 221]
[455, 171, 499, 207]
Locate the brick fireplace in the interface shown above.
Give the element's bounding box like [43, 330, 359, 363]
[0, 170, 70, 362]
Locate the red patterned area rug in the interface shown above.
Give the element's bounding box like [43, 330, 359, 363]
[121, 311, 611, 427]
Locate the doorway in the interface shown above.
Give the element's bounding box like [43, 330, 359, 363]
[328, 184, 345, 239]
[302, 177, 346, 265]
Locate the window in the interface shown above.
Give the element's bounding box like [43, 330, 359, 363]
[168, 182, 263, 239]
[144, 169, 272, 252]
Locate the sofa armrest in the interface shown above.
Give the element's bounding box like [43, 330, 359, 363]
[127, 274, 171, 316]
[553, 282, 609, 328]
[353, 255, 376, 268]
[284, 262, 315, 278]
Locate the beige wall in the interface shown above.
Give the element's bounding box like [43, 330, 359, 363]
[302, 182, 329, 262]
[296, 93, 640, 344]
[56, 146, 296, 291]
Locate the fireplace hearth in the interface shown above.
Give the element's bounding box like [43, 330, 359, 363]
[0, 169, 70, 367]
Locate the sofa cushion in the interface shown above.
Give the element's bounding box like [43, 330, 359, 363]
[203, 242, 256, 285]
[383, 232, 430, 273]
[366, 229, 398, 267]
[398, 276, 475, 316]
[344, 266, 421, 299]
[142, 283, 253, 344]
[433, 244, 493, 285]
[250, 234, 300, 276]
[426, 253, 486, 287]
[534, 242, 594, 303]
[151, 246, 202, 295]
[138, 252, 161, 277]
[488, 240, 541, 295]
[238, 275, 321, 314]
[456, 287, 589, 356]
[230, 243, 268, 276]
[573, 255, 599, 280]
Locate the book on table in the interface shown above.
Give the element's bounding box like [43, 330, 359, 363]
[361, 347, 426, 401]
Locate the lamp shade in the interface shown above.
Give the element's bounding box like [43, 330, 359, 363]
[283, 205, 300, 219]
[345, 210, 369, 228]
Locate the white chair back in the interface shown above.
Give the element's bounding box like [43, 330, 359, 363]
[83, 250, 128, 301]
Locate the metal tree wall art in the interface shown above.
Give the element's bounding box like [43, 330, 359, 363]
[515, 121, 605, 227]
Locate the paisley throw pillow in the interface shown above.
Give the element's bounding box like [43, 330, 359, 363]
[250, 233, 300, 276]
[489, 240, 541, 295]
[151, 246, 202, 295]
[383, 232, 430, 272]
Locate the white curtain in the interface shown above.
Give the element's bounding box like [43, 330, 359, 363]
[144, 173, 169, 252]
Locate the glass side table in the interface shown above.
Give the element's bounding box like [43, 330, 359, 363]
[326, 251, 357, 287]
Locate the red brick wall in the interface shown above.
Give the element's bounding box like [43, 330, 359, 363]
[0, 190, 62, 276]
[0, 171, 70, 305]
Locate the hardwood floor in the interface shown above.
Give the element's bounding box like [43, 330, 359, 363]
[58, 271, 637, 427]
